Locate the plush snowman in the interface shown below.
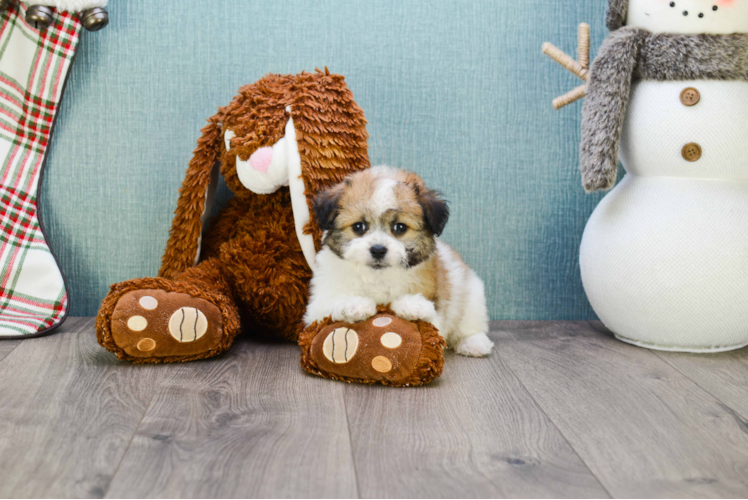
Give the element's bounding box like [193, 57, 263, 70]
[549, 0, 748, 351]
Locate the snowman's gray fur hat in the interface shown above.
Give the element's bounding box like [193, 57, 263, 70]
[607, 0, 627, 30]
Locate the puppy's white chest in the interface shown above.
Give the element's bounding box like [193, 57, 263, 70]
[317, 248, 418, 303]
[344, 265, 417, 303]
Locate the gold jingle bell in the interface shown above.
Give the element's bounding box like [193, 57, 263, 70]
[80, 7, 108, 31]
[26, 5, 54, 29]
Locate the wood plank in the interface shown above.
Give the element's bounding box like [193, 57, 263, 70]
[0, 338, 21, 363]
[105, 338, 358, 499]
[494, 321, 748, 498]
[0, 317, 163, 498]
[653, 347, 748, 421]
[344, 347, 609, 498]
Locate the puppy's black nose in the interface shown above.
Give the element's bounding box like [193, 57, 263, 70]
[370, 245, 388, 260]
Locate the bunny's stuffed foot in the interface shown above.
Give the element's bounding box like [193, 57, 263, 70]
[299, 306, 446, 387]
[96, 277, 240, 363]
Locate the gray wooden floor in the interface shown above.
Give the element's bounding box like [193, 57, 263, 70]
[1, 318, 748, 498]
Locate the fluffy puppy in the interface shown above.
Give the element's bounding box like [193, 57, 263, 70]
[304, 166, 493, 357]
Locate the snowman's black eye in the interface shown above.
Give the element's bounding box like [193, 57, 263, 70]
[699, 12, 704, 17]
[713, 5, 718, 10]
[670, 1, 675, 6]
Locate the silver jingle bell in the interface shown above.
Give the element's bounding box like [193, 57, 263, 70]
[80, 7, 108, 31]
[26, 5, 54, 29]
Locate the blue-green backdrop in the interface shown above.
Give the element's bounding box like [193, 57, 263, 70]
[41, 0, 610, 319]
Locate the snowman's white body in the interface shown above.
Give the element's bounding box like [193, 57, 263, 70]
[581, 80, 748, 351]
[579, 0, 748, 351]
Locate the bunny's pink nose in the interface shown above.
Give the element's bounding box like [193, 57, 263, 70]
[248, 147, 273, 174]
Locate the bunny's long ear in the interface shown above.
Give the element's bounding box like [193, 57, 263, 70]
[158, 116, 223, 279]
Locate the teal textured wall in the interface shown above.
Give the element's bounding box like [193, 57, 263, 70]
[41, 0, 609, 319]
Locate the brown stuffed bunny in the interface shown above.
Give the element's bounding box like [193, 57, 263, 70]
[96, 70, 370, 362]
[96, 70, 446, 386]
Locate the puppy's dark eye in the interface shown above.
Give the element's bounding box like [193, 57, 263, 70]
[352, 222, 368, 235]
[392, 223, 408, 235]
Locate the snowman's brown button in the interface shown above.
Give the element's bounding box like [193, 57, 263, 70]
[682, 143, 702, 162]
[680, 87, 700, 106]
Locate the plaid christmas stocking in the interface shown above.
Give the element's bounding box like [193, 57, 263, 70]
[0, 3, 82, 337]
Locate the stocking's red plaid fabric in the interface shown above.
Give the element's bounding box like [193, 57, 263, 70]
[0, 3, 81, 336]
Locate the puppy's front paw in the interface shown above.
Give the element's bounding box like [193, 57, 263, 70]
[391, 294, 437, 323]
[455, 333, 494, 357]
[332, 297, 377, 323]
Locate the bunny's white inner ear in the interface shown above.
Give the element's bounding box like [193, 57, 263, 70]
[224, 129, 235, 151]
[285, 113, 317, 271]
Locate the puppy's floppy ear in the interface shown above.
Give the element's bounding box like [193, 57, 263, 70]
[313, 183, 345, 231]
[417, 186, 450, 237]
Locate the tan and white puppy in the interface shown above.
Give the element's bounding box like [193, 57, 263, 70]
[304, 166, 493, 357]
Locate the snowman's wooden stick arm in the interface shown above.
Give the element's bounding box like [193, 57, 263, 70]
[542, 23, 591, 109]
[553, 84, 588, 110]
[542, 43, 589, 81]
[578, 23, 590, 69]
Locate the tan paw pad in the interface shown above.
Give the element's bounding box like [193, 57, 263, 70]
[372, 316, 392, 327]
[138, 295, 158, 310]
[322, 327, 359, 363]
[380, 332, 402, 349]
[136, 337, 156, 352]
[168, 307, 208, 342]
[127, 315, 147, 331]
[371, 355, 393, 373]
